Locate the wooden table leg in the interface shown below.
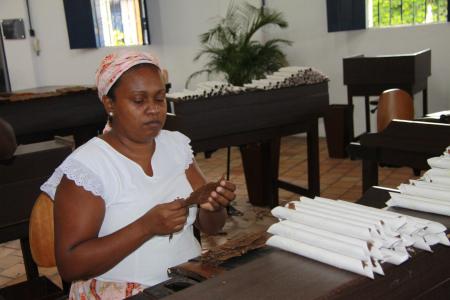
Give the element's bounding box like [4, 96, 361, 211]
[347, 88, 355, 140]
[266, 138, 280, 208]
[307, 120, 320, 196]
[362, 159, 378, 193]
[423, 88, 428, 116]
[365, 95, 371, 133]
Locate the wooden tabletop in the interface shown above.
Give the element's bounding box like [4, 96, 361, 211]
[132, 186, 449, 300]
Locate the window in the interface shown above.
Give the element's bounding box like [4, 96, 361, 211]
[63, 0, 150, 49]
[92, 0, 149, 47]
[368, 0, 449, 27]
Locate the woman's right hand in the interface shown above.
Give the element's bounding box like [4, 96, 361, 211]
[142, 199, 188, 236]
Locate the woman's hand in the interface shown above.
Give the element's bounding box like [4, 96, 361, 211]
[142, 199, 188, 236]
[199, 179, 236, 212]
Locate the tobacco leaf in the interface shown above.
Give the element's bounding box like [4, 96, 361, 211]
[201, 230, 269, 266]
[183, 179, 222, 207]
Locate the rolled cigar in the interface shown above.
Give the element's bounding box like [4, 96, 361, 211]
[311, 197, 406, 230]
[398, 184, 450, 202]
[284, 204, 385, 241]
[295, 199, 398, 236]
[280, 220, 380, 257]
[380, 248, 409, 265]
[271, 206, 373, 241]
[334, 199, 446, 233]
[387, 193, 450, 217]
[267, 235, 374, 279]
[268, 222, 370, 261]
[410, 179, 450, 191]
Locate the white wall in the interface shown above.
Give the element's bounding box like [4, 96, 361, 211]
[269, 0, 450, 136]
[0, 0, 37, 89]
[1, 0, 449, 136]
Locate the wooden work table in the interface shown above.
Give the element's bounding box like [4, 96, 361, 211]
[128, 186, 449, 300]
[0, 86, 105, 146]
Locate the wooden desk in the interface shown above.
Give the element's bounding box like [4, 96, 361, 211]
[347, 119, 450, 192]
[128, 186, 449, 300]
[343, 49, 431, 137]
[0, 86, 106, 146]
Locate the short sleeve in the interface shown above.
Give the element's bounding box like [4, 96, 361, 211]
[169, 131, 194, 170]
[41, 157, 105, 201]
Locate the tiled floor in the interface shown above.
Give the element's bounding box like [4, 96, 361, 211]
[0, 136, 419, 289]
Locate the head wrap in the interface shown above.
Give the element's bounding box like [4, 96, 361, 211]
[95, 51, 161, 100]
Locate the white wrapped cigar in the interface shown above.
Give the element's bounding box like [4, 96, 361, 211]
[297, 198, 400, 236]
[268, 222, 370, 261]
[280, 220, 384, 260]
[410, 179, 450, 191]
[282, 205, 387, 242]
[371, 258, 384, 276]
[335, 200, 446, 234]
[392, 192, 450, 207]
[387, 193, 450, 216]
[436, 232, 450, 246]
[313, 197, 406, 231]
[424, 168, 450, 178]
[428, 156, 450, 169]
[271, 206, 374, 241]
[423, 175, 450, 186]
[398, 184, 450, 202]
[403, 215, 446, 234]
[379, 248, 409, 265]
[292, 201, 401, 244]
[422, 233, 440, 246]
[409, 235, 432, 251]
[266, 235, 374, 279]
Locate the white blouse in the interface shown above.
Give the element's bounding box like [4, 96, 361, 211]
[41, 130, 201, 286]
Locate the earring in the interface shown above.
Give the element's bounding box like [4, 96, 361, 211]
[109, 112, 114, 117]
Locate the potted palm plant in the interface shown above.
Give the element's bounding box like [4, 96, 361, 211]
[186, 1, 292, 87]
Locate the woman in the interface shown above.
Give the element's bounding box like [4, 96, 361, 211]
[41, 51, 236, 299]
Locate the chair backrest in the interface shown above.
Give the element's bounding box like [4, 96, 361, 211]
[377, 88, 414, 132]
[29, 193, 56, 267]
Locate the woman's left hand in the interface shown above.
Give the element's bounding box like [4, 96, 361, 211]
[199, 179, 236, 212]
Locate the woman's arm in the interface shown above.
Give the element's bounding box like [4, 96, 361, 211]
[185, 159, 236, 235]
[54, 175, 187, 282]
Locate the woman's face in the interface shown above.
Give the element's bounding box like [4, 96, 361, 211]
[107, 64, 167, 143]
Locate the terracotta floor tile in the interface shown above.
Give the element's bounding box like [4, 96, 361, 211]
[0, 263, 25, 279]
[0, 255, 22, 270]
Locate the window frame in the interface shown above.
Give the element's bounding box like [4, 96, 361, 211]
[326, 0, 450, 33]
[63, 0, 150, 49]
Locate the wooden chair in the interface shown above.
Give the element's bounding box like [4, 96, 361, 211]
[29, 194, 57, 268]
[0, 140, 71, 300]
[377, 89, 414, 132]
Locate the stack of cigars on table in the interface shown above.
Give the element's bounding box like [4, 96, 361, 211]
[267, 146, 450, 279]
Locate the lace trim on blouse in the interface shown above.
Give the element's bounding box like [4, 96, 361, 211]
[41, 158, 105, 200]
[175, 132, 193, 170]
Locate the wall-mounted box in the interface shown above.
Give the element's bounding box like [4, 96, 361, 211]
[1, 19, 26, 39]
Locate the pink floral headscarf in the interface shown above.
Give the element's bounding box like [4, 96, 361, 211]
[95, 51, 161, 133]
[95, 51, 161, 100]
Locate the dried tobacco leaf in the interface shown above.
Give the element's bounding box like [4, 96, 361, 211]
[201, 231, 269, 266]
[183, 181, 220, 207]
